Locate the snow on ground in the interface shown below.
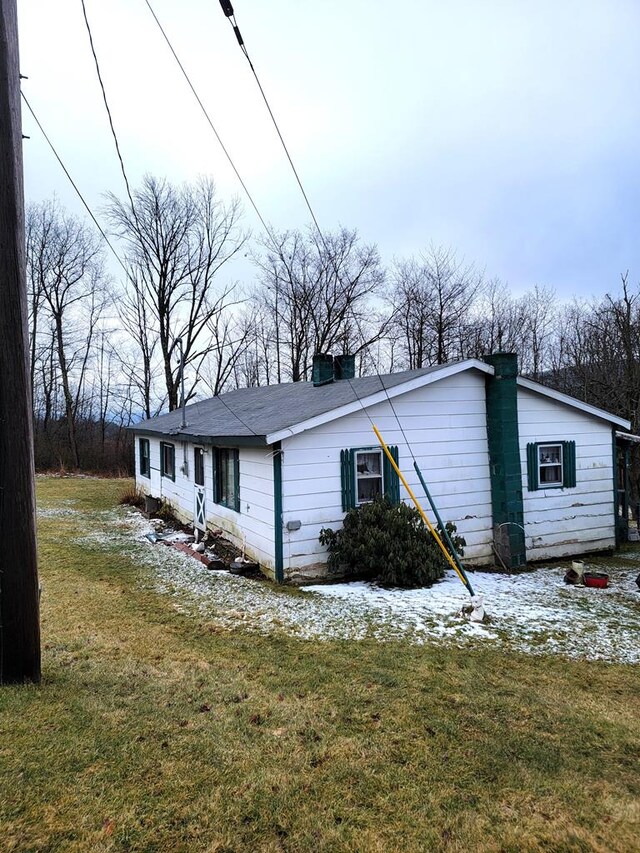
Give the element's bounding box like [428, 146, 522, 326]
[69, 505, 640, 664]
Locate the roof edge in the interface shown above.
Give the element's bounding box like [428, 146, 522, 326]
[517, 377, 631, 429]
[131, 427, 267, 447]
[266, 359, 494, 443]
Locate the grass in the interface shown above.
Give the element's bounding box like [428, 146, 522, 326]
[1, 477, 639, 852]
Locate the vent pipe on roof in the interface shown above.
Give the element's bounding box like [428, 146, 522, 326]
[178, 337, 187, 428]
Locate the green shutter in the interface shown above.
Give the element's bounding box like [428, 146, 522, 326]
[383, 445, 400, 505]
[233, 450, 240, 512]
[526, 443, 538, 491]
[563, 440, 576, 488]
[340, 449, 355, 511]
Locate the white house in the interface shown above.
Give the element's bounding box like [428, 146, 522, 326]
[132, 354, 631, 581]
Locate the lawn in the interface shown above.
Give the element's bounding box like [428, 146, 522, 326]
[1, 477, 638, 852]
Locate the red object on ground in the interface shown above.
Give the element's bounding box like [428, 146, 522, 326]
[171, 541, 213, 567]
[583, 571, 609, 589]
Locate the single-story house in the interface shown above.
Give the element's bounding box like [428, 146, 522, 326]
[132, 353, 631, 581]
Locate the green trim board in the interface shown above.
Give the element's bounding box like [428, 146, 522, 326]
[273, 442, 284, 582]
[484, 353, 526, 568]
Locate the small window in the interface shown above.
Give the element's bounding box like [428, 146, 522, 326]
[194, 447, 205, 487]
[526, 441, 576, 491]
[160, 441, 175, 481]
[214, 448, 240, 511]
[139, 438, 150, 478]
[538, 443, 562, 486]
[355, 449, 383, 504]
[340, 446, 400, 511]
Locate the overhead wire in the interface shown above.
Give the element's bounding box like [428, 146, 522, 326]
[216, 1, 419, 461]
[142, 0, 274, 242]
[212, 4, 483, 601]
[75, 0, 263, 438]
[22, 97, 260, 439]
[80, 0, 138, 216]
[219, 2, 325, 243]
[21, 92, 130, 279]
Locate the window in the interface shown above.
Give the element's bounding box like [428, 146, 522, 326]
[139, 438, 150, 478]
[213, 448, 240, 511]
[340, 446, 400, 511]
[194, 447, 205, 487]
[355, 449, 383, 504]
[526, 440, 576, 491]
[160, 441, 175, 481]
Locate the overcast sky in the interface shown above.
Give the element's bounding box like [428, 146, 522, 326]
[17, 0, 640, 300]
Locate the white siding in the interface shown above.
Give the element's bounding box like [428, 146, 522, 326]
[518, 388, 616, 561]
[280, 370, 494, 574]
[134, 436, 276, 574]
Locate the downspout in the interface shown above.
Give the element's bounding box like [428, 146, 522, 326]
[273, 442, 284, 582]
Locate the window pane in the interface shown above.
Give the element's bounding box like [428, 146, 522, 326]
[357, 476, 382, 503]
[356, 451, 381, 476]
[194, 448, 204, 485]
[539, 445, 561, 465]
[216, 449, 238, 508]
[540, 465, 562, 484]
[219, 451, 229, 504]
[139, 439, 150, 476]
[163, 444, 174, 477]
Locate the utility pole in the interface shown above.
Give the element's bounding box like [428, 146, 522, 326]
[0, 0, 41, 683]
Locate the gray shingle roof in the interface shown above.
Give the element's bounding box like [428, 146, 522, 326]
[133, 364, 450, 443]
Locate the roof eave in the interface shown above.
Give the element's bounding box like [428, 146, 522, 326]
[266, 359, 494, 443]
[131, 427, 268, 447]
[517, 377, 631, 430]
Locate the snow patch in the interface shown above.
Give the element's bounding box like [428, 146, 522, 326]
[68, 505, 640, 664]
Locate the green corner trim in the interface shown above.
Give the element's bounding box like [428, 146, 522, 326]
[273, 442, 284, 582]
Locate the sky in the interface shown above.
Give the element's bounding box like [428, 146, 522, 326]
[17, 0, 640, 300]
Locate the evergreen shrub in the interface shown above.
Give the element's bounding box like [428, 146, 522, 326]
[319, 499, 465, 588]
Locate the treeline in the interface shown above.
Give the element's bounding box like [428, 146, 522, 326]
[26, 176, 640, 472]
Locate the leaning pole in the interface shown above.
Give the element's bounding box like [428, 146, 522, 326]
[0, 0, 41, 683]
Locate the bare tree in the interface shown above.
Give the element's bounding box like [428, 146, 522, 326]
[391, 245, 484, 368]
[26, 199, 108, 467]
[254, 226, 386, 382]
[107, 175, 246, 409]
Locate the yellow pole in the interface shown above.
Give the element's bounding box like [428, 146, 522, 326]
[373, 424, 469, 590]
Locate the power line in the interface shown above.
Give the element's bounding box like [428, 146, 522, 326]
[216, 2, 418, 460]
[218, 2, 325, 242]
[21, 94, 260, 438]
[142, 0, 274, 241]
[80, 0, 137, 215]
[21, 92, 130, 278]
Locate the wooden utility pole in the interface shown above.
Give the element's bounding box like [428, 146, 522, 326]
[0, 0, 41, 683]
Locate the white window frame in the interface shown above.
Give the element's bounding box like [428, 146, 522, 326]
[353, 447, 384, 506]
[538, 442, 563, 487]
